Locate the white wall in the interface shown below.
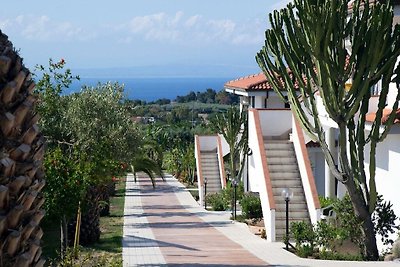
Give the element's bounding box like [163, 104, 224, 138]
[364, 128, 400, 251]
[247, 109, 293, 191]
[197, 135, 218, 151]
[258, 109, 292, 136]
[248, 112, 263, 193]
[248, 109, 276, 241]
[218, 134, 230, 157]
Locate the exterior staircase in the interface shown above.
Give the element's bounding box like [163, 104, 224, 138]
[264, 138, 310, 240]
[199, 150, 222, 194]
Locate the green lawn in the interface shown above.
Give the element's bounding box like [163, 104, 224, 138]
[42, 178, 126, 266]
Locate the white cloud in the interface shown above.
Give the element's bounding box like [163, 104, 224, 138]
[3, 11, 265, 47]
[272, 0, 292, 10]
[184, 15, 201, 28]
[128, 13, 165, 33]
[117, 11, 264, 46]
[1, 14, 95, 42]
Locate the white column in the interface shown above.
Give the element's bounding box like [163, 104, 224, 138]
[325, 127, 336, 198]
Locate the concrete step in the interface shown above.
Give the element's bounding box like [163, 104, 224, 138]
[204, 182, 221, 187]
[276, 213, 309, 222]
[265, 150, 296, 157]
[269, 172, 301, 180]
[201, 160, 219, 165]
[207, 186, 221, 194]
[275, 195, 306, 204]
[264, 142, 293, 150]
[275, 203, 308, 211]
[265, 156, 297, 165]
[202, 174, 220, 179]
[200, 154, 218, 159]
[268, 164, 299, 173]
[202, 175, 220, 181]
[201, 170, 219, 176]
[271, 179, 302, 188]
[272, 186, 304, 196]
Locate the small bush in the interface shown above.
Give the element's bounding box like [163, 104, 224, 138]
[372, 195, 400, 246]
[318, 195, 335, 209]
[222, 181, 244, 206]
[315, 220, 339, 251]
[331, 195, 363, 249]
[297, 244, 314, 258]
[205, 182, 245, 211]
[317, 250, 363, 261]
[240, 193, 262, 219]
[290, 221, 315, 250]
[205, 192, 226, 211]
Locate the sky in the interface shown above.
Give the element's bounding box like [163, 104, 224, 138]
[0, 0, 291, 77]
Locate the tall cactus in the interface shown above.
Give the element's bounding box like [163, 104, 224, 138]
[256, 0, 400, 260]
[0, 31, 46, 266]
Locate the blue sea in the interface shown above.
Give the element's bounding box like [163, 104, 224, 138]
[68, 77, 233, 102]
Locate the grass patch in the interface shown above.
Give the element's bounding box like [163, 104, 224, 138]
[42, 178, 126, 266]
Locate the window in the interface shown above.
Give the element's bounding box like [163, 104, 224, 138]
[250, 96, 255, 108]
[284, 96, 290, 108]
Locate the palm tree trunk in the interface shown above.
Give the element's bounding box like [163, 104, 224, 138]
[1, 30, 46, 266]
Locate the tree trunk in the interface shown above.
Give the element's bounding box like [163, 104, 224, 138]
[345, 177, 379, 260]
[0, 30, 46, 266]
[68, 185, 101, 246]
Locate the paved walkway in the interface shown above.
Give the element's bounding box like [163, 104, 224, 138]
[123, 173, 400, 267]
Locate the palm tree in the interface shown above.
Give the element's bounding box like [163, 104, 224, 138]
[211, 106, 248, 183]
[131, 138, 164, 188]
[0, 30, 46, 266]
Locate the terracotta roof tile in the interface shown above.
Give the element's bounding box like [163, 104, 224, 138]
[224, 73, 272, 91]
[366, 108, 400, 124]
[225, 72, 302, 92]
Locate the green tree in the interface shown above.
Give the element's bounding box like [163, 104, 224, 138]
[34, 58, 84, 256]
[34, 58, 79, 148]
[63, 82, 139, 244]
[211, 106, 248, 183]
[256, 0, 400, 259]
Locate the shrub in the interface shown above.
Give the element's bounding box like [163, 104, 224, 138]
[317, 250, 363, 261]
[297, 244, 314, 258]
[290, 221, 315, 250]
[205, 192, 226, 211]
[331, 195, 363, 249]
[205, 182, 245, 211]
[315, 220, 339, 251]
[240, 193, 262, 219]
[372, 195, 400, 246]
[222, 181, 244, 207]
[318, 195, 335, 209]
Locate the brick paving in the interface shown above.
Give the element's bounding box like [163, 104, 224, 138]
[123, 174, 400, 267]
[123, 173, 268, 266]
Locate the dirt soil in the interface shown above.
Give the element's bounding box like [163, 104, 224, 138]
[245, 219, 265, 237]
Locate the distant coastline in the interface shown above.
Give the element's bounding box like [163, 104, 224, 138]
[67, 76, 234, 101]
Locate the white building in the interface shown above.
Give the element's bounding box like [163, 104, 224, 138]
[223, 71, 400, 250]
